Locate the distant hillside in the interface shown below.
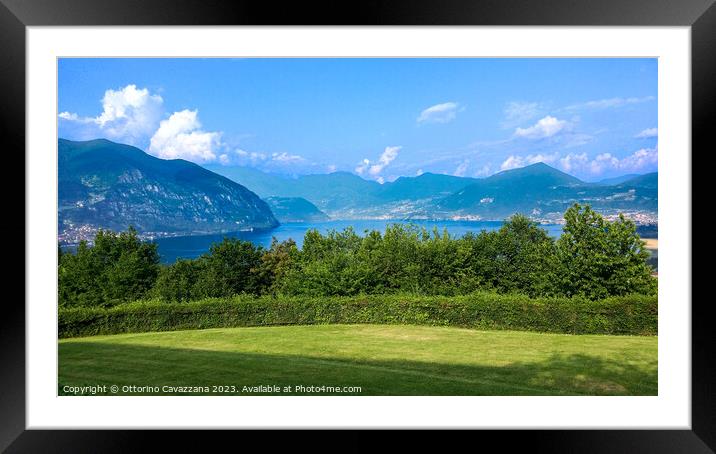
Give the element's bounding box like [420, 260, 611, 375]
[437, 163, 656, 219]
[287, 172, 384, 211]
[377, 172, 479, 202]
[264, 197, 329, 223]
[204, 165, 384, 212]
[58, 138, 657, 243]
[595, 174, 641, 186]
[437, 163, 583, 217]
[618, 172, 657, 189]
[203, 164, 292, 198]
[58, 139, 278, 240]
[208, 162, 657, 222]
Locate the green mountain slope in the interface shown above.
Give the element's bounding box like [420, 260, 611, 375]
[204, 165, 383, 212]
[595, 174, 641, 186]
[377, 172, 479, 202]
[205, 161, 657, 222]
[58, 139, 278, 239]
[436, 163, 656, 219]
[618, 172, 657, 189]
[264, 197, 330, 223]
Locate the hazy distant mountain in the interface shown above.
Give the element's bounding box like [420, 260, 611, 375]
[264, 197, 329, 223]
[58, 138, 657, 243]
[206, 166, 475, 210]
[595, 174, 641, 186]
[203, 164, 293, 198]
[618, 172, 657, 189]
[58, 139, 278, 240]
[204, 161, 657, 222]
[377, 172, 479, 202]
[204, 165, 383, 211]
[437, 163, 584, 217]
[436, 163, 656, 219]
[286, 172, 384, 211]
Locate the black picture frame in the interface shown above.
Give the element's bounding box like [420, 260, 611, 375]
[2, 0, 713, 451]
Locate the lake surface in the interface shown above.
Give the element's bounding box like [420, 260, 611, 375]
[152, 220, 564, 264]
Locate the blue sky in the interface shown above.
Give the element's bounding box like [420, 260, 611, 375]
[58, 58, 657, 182]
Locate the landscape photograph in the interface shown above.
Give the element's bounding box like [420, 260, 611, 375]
[57, 58, 658, 396]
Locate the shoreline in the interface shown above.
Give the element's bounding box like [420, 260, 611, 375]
[643, 238, 658, 250]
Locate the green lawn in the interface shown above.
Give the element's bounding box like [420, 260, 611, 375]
[58, 324, 657, 396]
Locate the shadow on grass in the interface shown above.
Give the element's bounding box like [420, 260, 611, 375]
[58, 341, 657, 396]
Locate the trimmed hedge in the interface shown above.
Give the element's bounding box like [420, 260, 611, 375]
[58, 292, 657, 338]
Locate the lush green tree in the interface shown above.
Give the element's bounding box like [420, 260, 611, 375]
[493, 214, 559, 296]
[61, 208, 657, 306]
[278, 228, 373, 296]
[414, 228, 466, 295]
[58, 227, 160, 307]
[198, 237, 264, 297]
[457, 215, 558, 296]
[458, 230, 501, 292]
[366, 224, 422, 293]
[555, 204, 655, 299]
[255, 238, 299, 294]
[58, 241, 99, 307]
[152, 258, 207, 302]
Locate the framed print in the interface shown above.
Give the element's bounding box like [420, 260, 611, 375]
[3, 0, 714, 451]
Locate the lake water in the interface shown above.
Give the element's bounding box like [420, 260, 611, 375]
[152, 220, 564, 264]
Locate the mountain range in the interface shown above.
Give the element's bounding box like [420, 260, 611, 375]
[263, 197, 329, 223]
[58, 139, 277, 241]
[207, 162, 657, 221]
[435, 163, 657, 220]
[58, 138, 657, 241]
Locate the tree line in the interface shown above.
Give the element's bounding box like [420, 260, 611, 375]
[58, 204, 657, 307]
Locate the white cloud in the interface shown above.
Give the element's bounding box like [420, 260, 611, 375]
[589, 153, 620, 174]
[58, 111, 81, 121]
[514, 116, 567, 139]
[500, 152, 558, 171]
[271, 152, 304, 163]
[557, 148, 658, 175]
[565, 96, 655, 111]
[417, 102, 460, 124]
[327, 164, 337, 173]
[356, 146, 401, 180]
[59, 84, 312, 170]
[59, 84, 164, 146]
[216, 147, 306, 170]
[250, 151, 267, 161]
[558, 153, 589, 173]
[500, 156, 523, 171]
[369, 147, 400, 175]
[416, 169, 424, 176]
[495, 145, 658, 177]
[96, 85, 161, 126]
[355, 158, 371, 175]
[635, 127, 658, 138]
[474, 164, 492, 177]
[220, 149, 265, 166]
[148, 109, 221, 163]
[453, 161, 469, 177]
[562, 133, 593, 148]
[502, 101, 540, 128]
[619, 147, 658, 171]
[369, 146, 401, 175]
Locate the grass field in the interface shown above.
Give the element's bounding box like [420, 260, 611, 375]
[59, 324, 657, 396]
